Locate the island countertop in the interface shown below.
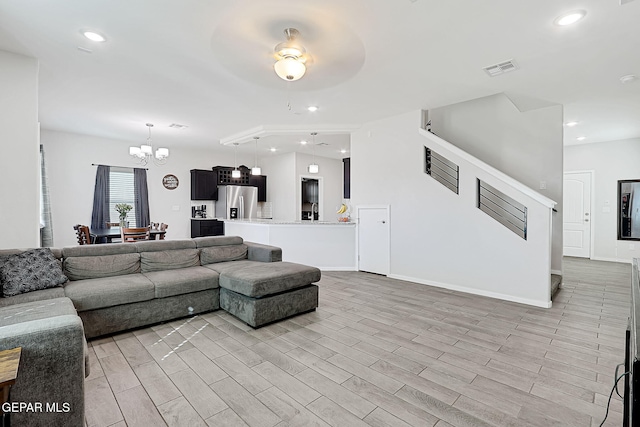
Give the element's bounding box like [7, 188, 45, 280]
[224, 219, 356, 270]
[221, 218, 354, 225]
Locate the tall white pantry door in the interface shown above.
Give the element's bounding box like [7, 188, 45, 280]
[563, 172, 592, 258]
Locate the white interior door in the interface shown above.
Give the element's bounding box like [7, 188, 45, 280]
[357, 206, 390, 275]
[563, 172, 592, 258]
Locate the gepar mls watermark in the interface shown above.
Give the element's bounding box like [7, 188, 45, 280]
[1, 402, 71, 413]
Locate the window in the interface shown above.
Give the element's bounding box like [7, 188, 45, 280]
[109, 167, 137, 227]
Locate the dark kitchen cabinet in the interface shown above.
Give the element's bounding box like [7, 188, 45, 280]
[191, 219, 224, 238]
[249, 175, 267, 202]
[212, 166, 251, 186]
[190, 169, 217, 200]
[342, 157, 351, 199]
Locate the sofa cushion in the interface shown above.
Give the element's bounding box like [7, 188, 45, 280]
[194, 236, 243, 248]
[0, 297, 77, 328]
[140, 249, 200, 273]
[144, 266, 219, 298]
[0, 248, 68, 297]
[200, 245, 248, 265]
[62, 243, 137, 258]
[64, 253, 141, 280]
[202, 260, 264, 275]
[63, 273, 155, 311]
[218, 261, 321, 298]
[135, 239, 196, 252]
[0, 287, 66, 307]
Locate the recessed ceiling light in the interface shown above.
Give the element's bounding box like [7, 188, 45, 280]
[565, 121, 579, 127]
[300, 140, 308, 145]
[576, 136, 586, 141]
[554, 10, 587, 26]
[307, 106, 318, 112]
[82, 31, 106, 42]
[340, 149, 347, 154]
[270, 147, 277, 152]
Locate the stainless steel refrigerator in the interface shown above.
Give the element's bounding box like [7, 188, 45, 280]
[215, 185, 258, 220]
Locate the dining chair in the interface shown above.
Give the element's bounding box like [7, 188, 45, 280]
[159, 223, 168, 240]
[105, 221, 123, 242]
[121, 227, 150, 243]
[73, 224, 95, 245]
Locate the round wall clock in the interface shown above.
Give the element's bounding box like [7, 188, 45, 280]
[162, 174, 179, 190]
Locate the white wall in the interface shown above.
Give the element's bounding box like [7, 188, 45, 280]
[260, 152, 297, 221]
[0, 51, 40, 249]
[260, 152, 343, 222]
[294, 152, 343, 221]
[430, 93, 564, 274]
[42, 129, 252, 247]
[565, 138, 640, 262]
[351, 110, 552, 307]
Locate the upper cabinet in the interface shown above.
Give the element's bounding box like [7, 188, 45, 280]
[249, 174, 267, 202]
[192, 166, 267, 202]
[343, 158, 351, 199]
[213, 166, 251, 186]
[190, 169, 217, 200]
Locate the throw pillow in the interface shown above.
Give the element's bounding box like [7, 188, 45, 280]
[0, 248, 68, 297]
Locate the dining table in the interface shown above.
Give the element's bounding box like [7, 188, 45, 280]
[90, 227, 166, 243]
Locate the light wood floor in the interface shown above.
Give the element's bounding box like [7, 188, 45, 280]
[84, 257, 631, 426]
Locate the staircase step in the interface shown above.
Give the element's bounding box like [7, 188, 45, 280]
[551, 274, 562, 300]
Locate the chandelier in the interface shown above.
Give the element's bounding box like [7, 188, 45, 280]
[274, 28, 308, 81]
[129, 123, 169, 166]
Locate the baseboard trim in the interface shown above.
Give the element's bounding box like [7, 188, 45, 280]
[319, 266, 358, 271]
[551, 269, 562, 276]
[388, 274, 552, 308]
[590, 256, 632, 264]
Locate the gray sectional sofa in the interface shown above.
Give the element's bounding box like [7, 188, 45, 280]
[0, 236, 320, 427]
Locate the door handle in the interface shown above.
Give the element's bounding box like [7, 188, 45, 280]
[380, 220, 386, 224]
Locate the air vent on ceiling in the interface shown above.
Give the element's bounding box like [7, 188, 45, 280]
[483, 60, 518, 77]
[169, 123, 188, 129]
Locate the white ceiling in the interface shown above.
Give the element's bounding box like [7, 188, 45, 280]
[0, 0, 639, 159]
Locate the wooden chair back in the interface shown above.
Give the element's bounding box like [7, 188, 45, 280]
[159, 223, 168, 240]
[121, 227, 150, 243]
[73, 224, 93, 245]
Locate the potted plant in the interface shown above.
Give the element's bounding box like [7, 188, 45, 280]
[115, 203, 132, 228]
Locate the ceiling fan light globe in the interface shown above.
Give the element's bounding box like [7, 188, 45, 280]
[274, 58, 306, 81]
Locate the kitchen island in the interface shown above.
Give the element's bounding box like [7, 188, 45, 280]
[224, 219, 356, 271]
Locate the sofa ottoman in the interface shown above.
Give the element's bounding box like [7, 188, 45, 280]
[217, 261, 320, 327]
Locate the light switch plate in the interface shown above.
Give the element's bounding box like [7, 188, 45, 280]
[539, 181, 547, 190]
